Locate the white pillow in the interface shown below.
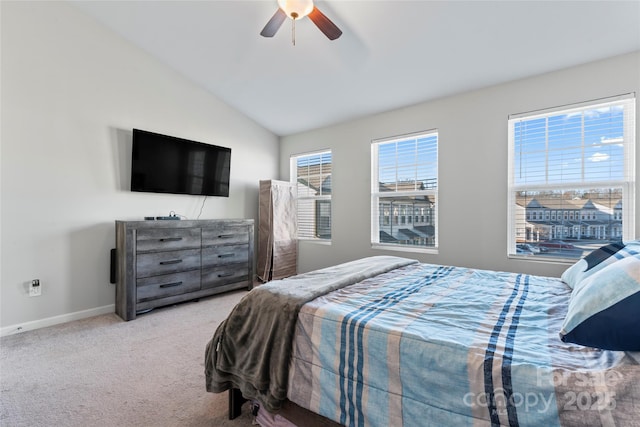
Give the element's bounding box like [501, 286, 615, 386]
[561, 241, 639, 289]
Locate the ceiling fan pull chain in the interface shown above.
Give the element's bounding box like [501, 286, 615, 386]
[292, 15, 297, 46]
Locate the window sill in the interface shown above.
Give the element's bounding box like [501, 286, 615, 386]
[298, 238, 332, 246]
[372, 243, 438, 255]
[507, 254, 576, 265]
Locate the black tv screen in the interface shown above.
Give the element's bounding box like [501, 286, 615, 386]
[131, 129, 231, 197]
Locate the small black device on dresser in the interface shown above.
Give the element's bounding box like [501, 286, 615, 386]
[114, 219, 254, 321]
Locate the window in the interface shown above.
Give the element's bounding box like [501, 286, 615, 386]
[291, 150, 332, 240]
[508, 94, 635, 259]
[371, 131, 438, 251]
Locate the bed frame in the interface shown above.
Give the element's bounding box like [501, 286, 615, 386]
[229, 388, 342, 427]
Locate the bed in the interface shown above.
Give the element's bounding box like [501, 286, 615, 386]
[205, 248, 640, 427]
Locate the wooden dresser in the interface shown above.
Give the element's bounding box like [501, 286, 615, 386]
[115, 219, 254, 321]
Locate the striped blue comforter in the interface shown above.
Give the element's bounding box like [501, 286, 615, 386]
[287, 263, 639, 427]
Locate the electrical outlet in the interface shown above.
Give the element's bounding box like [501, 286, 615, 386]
[29, 279, 41, 297]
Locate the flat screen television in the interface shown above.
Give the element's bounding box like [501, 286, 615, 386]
[131, 129, 231, 197]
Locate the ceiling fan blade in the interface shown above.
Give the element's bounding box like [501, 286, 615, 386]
[260, 8, 287, 37]
[308, 6, 342, 40]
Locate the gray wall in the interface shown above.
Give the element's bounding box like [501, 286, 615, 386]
[280, 52, 640, 278]
[0, 2, 279, 332]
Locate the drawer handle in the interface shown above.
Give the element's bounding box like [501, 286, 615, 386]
[218, 273, 234, 278]
[218, 234, 235, 239]
[159, 259, 182, 265]
[160, 281, 183, 288]
[160, 237, 183, 242]
[218, 253, 235, 258]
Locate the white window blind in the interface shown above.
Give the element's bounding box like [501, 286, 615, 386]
[371, 131, 438, 250]
[507, 94, 636, 259]
[291, 150, 332, 240]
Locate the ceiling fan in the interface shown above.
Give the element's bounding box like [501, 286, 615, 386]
[260, 0, 342, 44]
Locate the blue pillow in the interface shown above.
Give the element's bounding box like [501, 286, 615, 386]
[583, 242, 626, 270]
[560, 254, 640, 351]
[561, 241, 640, 289]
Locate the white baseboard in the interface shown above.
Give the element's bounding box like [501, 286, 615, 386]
[0, 304, 116, 337]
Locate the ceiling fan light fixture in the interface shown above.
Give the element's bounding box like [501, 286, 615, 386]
[277, 0, 314, 20]
[260, 0, 341, 42]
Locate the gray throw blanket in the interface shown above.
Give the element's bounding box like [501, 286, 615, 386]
[204, 256, 418, 412]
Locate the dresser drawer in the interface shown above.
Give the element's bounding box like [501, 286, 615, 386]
[202, 227, 249, 246]
[136, 228, 201, 253]
[202, 265, 249, 290]
[136, 270, 201, 302]
[202, 244, 248, 268]
[136, 249, 201, 278]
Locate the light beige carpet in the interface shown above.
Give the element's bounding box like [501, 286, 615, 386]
[0, 290, 255, 427]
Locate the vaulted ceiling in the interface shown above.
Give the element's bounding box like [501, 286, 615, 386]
[72, 1, 640, 136]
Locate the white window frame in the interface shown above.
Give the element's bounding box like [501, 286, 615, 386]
[290, 149, 332, 242]
[371, 130, 438, 254]
[507, 94, 636, 261]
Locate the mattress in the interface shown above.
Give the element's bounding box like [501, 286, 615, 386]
[205, 257, 640, 426]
